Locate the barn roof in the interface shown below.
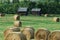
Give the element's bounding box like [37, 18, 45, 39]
[18, 7, 28, 12]
[31, 8, 41, 11]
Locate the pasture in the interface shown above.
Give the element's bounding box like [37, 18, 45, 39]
[0, 14, 60, 40]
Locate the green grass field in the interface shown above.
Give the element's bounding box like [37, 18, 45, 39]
[0, 14, 60, 40]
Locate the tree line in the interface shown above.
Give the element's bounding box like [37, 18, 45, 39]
[0, 0, 60, 14]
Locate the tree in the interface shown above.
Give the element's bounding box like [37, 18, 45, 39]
[54, 0, 59, 4]
[13, 0, 19, 3]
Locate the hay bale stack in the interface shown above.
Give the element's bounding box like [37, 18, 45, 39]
[22, 27, 35, 40]
[44, 14, 49, 17]
[14, 21, 22, 27]
[4, 27, 20, 39]
[48, 30, 60, 40]
[35, 28, 50, 40]
[5, 32, 27, 40]
[53, 17, 59, 22]
[14, 14, 20, 21]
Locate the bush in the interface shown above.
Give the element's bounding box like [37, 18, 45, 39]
[0, 3, 19, 14]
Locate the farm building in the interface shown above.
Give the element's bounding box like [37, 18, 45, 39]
[31, 8, 42, 16]
[17, 7, 28, 16]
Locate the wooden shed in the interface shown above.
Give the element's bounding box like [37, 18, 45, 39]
[31, 8, 41, 16]
[17, 7, 28, 16]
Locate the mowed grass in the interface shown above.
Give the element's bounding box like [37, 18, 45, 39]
[0, 14, 60, 40]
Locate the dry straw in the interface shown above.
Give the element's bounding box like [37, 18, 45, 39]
[14, 21, 22, 27]
[22, 27, 35, 40]
[24, 26, 35, 32]
[44, 14, 49, 17]
[5, 32, 27, 40]
[0, 13, 5, 17]
[53, 17, 60, 22]
[14, 14, 20, 21]
[35, 28, 50, 40]
[48, 30, 60, 40]
[4, 27, 20, 39]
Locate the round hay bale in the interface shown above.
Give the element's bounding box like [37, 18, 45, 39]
[35, 28, 50, 40]
[14, 15, 20, 21]
[14, 21, 22, 27]
[23, 26, 35, 32]
[5, 32, 27, 40]
[48, 30, 60, 40]
[0, 13, 5, 17]
[4, 27, 20, 39]
[53, 17, 59, 22]
[44, 14, 49, 17]
[22, 27, 35, 40]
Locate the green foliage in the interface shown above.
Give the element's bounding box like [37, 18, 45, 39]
[19, 1, 29, 7]
[28, 1, 36, 14]
[12, 0, 60, 14]
[36, 1, 60, 14]
[0, 3, 19, 14]
[13, 0, 19, 3]
[0, 0, 60, 14]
